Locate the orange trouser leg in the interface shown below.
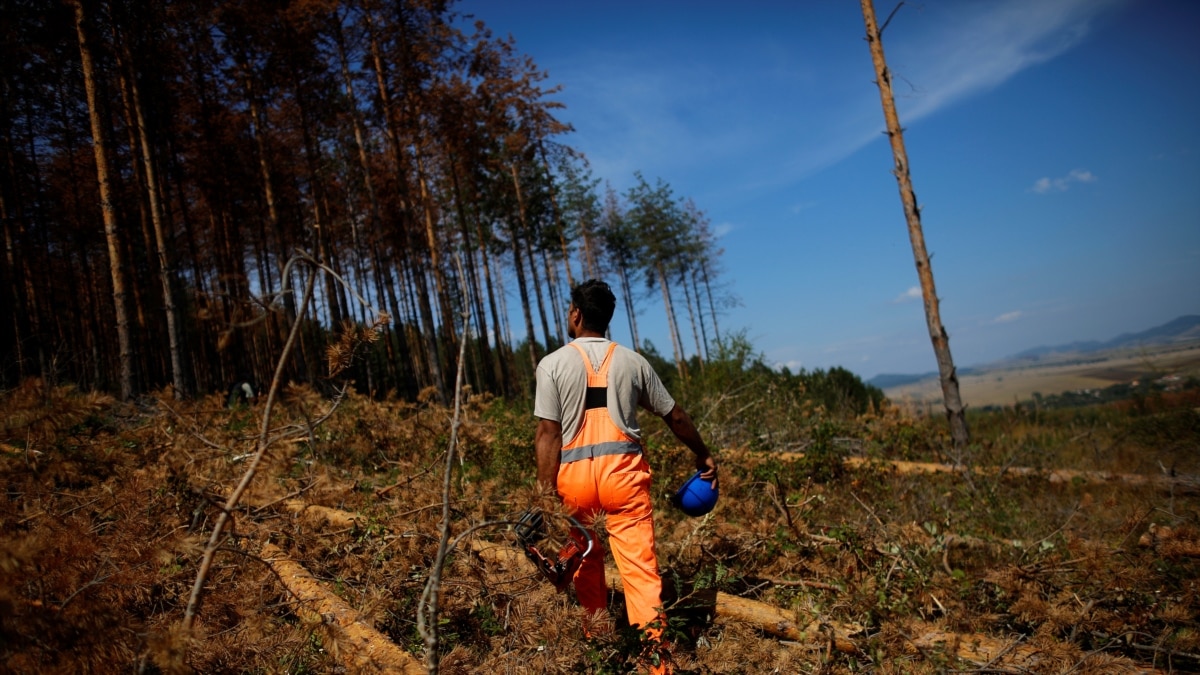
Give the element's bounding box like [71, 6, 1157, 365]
[599, 459, 664, 639]
[560, 460, 607, 616]
[571, 521, 608, 615]
[559, 454, 664, 637]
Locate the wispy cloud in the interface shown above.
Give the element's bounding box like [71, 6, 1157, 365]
[544, 0, 1127, 197]
[891, 0, 1126, 123]
[775, 0, 1128, 188]
[1031, 168, 1098, 194]
[991, 310, 1023, 324]
[893, 286, 922, 303]
[712, 222, 735, 238]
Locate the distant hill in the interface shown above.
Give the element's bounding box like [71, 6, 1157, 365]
[869, 314, 1200, 389]
[1013, 315, 1200, 359]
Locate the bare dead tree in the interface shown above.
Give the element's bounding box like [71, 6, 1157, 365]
[860, 0, 970, 450]
[181, 251, 386, 634]
[417, 251, 473, 673]
[74, 0, 134, 400]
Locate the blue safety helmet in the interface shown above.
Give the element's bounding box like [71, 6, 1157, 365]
[672, 471, 718, 517]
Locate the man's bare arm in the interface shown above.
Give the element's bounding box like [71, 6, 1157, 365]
[662, 404, 718, 489]
[535, 418, 564, 491]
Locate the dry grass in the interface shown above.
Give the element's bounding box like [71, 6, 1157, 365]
[0, 377, 1196, 673]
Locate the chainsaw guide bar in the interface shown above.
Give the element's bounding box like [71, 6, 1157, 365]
[513, 509, 594, 592]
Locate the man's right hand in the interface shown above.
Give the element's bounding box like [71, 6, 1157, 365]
[695, 451, 718, 491]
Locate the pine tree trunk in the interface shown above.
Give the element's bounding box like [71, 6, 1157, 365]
[14, 107, 50, 380]
[681, 270, 704, 370]
[541, 246, 565, 345]
[448, 161, 495, 392]
[475, 217, 509, 392]
[537, 143, 575, 289]
[692, 267, 710, 360]
[524, 231, 553, 351]
[244, 72, 298, 325]
[414, 149, 457, 345]
[861, 0, 969, 449]
[508, 219, 539, 374]
[0, 192, 27, 381]
[655, 262, 685, 377]
[580, 214, 599, 280]
[616, 262, 640, 351]
[127, 44, 188, 397]
[701, 258, 721, 346]
[506, 164, 540, 372]
[74, 0, 135, 399]
[365, 21, 444, 401]
[0, 125, 33, 381]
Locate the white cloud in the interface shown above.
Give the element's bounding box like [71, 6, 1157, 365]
[893, 286, 922, 303]
[1031, 168, 1099, 193]
[892, 0, 1126, 123]
[992, 310, 1023, 324]
[712, 222, 734, 238]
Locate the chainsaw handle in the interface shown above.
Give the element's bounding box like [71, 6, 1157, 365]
[565, 515, 594, 560]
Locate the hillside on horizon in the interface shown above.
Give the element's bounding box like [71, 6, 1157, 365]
[869, 314, 1200, 389]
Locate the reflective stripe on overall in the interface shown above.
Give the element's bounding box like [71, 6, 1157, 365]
[557, 342, 664, 638]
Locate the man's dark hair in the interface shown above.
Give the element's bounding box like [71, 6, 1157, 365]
[570, 279, 616, 333]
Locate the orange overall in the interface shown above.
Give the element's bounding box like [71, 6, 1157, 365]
[557, 342, 664, 638]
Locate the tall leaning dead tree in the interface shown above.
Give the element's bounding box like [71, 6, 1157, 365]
[860, 0, 969, 449]
[74, 0, 134, 401]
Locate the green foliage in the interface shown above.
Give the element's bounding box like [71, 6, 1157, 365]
[475, 397, 536, 483]
[662, 332, 882, 455]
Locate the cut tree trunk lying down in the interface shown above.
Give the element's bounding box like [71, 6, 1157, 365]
[224, 490, 364, 529]
[729, 449, 1198, 493]
[842, 456, 1198, 493]
[909, 624, 1167, 674]
[260, 542, 424, 675]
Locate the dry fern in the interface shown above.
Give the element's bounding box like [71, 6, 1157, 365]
[0, 378, 113, 442]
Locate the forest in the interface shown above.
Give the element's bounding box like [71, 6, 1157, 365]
[1, 0, 725, 402]
[3, 1, 1199, 674]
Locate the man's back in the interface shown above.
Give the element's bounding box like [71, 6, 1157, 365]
[534, 337, 675, 446]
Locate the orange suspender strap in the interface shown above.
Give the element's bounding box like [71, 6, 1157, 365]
[560, 342, 642, 464]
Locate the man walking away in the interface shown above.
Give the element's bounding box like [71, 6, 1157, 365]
[534, 279, 718, 672]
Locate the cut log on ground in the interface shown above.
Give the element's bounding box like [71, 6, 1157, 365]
[845, 456, 1199, 493]
[260, 542, 423, 674]
[725, 448, 1198, 493]
[227, 491, 364, 529]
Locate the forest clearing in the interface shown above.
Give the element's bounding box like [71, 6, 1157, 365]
[3, 1, 1199, 672]
[2, 363, 1197, 674]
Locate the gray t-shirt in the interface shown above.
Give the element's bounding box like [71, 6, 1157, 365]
[534, 337, 676, 445]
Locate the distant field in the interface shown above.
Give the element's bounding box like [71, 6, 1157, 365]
[884, 342, 1200, 409]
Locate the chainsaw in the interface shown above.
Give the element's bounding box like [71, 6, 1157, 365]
[513, 509, 594, 592]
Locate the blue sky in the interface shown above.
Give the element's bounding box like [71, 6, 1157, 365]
[456, 0, 1200, 379]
